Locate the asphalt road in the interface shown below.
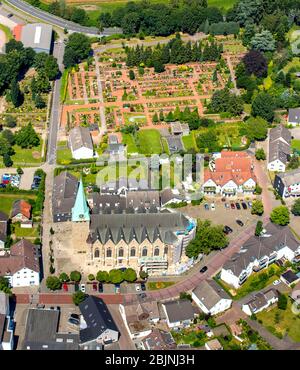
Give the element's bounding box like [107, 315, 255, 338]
[47, 40, 64, 165]
[6, 0, 121, 36]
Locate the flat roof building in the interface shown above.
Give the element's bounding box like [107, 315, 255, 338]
[20, 23, 53, 54]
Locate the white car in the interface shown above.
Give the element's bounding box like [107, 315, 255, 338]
[211, 203, 216, 211]
[80, 284, 86, 293]
[135, 284, 141, 292]
[273, 280, 281, 286]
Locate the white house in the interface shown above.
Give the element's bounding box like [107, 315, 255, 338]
[221, 223, 300, 289]
[0, 292, 14, 350]
[0, 239, 40, 288]
[192, 280, 232, 316]
[288, 108, 300, 126]
[119, 302, 159, 339]
[267, 125, 291, 172]
[69, 126, 94, 160]
[242, 289, 278, 316]
[274, 169, 300, 198]
[162, 300, 196, 329]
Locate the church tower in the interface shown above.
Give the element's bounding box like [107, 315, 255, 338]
[71, 178, 90, 222]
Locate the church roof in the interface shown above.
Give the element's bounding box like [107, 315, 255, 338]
[71, 178, 90, 222]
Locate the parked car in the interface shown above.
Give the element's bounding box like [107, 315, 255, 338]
[80, 284, 85, 293]
[236, 219, 244, 227]
[241, 202, 247, 210]
[200, 266, 208, 273]
[248, 201, 252, 208]
[273, 280, 281, 286]
[139, 293, 147, 299]
[204, 203, 209, 211]
[235, 203, 241, 210]
[92, 282, 98, 291]
[223, 225, 233, 234]
[62, 283, 68, 292]
[141, 283, 146, 291]
[115, 284, 120, 293]
[211, 203, 215, 211]
[224, 203, 230, 209]
[7, 13, 13, 18]
[70, 313, 80, 320]
[68, 317, 80, 326]
[0, 184, 6, 188]
[74, 283, 79, 292]
[230, 203, 235, 209]
[135, 284, 141, 292]
[98, 282, 103, 293]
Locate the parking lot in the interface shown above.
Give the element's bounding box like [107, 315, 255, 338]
[181, 198, 260, 240]
[0, 167, 38, 190]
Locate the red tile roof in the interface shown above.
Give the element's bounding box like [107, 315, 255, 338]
[11, 200, 31, 219]
[13, 24, 23, 41]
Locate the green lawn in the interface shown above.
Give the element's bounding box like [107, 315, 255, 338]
[121, 133, 139, 154]
[0, 194, 36, 216]
[137, 129, 162, 154]
[292, 139, 300, 151]
[11, 141, 43, 165]
[56, 147, 73, 165]
[147, 281, 175, 290]
[182, 133, 196, 151]
[13, 224, 39, 238]
[0, 23, 13, 41]
[257, 300, 300, 342]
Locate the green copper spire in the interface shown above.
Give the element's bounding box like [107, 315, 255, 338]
[72, 178, 90, 222]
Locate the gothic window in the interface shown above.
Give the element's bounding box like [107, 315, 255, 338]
[106, 249, 112, 258]
[142, 247, 147, 257]
[119, 248, 124, 257]
[164, 246, 168, 255]
[94, 249, 100, 258]
[154, 247, 160, 256]
[130, 248, 136, 257]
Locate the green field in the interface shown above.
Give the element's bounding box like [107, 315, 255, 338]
[182, 134, 196, 151]
[292, 139, 300, 151]
[13, 224, 39, 238]
[122, 133, 139, 153]
[136, 129, 163, 154]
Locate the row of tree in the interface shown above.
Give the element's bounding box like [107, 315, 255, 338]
[126, 35, 222, 71]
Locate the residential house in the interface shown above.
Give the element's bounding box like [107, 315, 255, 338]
[288, 108, 300, 126]
[220, 223, 300, 289]
[267, 125, 291, 172]
[0, 292, 14, 350]
[280, 270, 300, 286]
[242, 289, 278, 316]
[141, 329, 177, 350]
[79, 296, 119, 347]
[11, 200, 32, 228]
[205, 338, 223, 350]
[22, 308, 79, 350]
[0, 211, 9, 250]
[192, 280, 232, 315]
[170, 122, 190, 136]
[202, 151, 256, 197]
[0, 239, 40, 288]
[274, 169, 300, 198]
[52, 171, 78, 222]
[69, 126, 94, 160]
[119, 301, 160, 339]
[162, 299, 196, 329]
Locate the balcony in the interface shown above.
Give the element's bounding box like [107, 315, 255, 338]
[203, 187, 216, 193]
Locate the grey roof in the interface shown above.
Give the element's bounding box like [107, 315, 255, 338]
[245, 289, 278, 313]
[192, 280, 231, 310]
[276, 168, 300, 188]
[160, 188, 181, 205]
[21, 23, 52, 51]
[269, 125, 291, 145]
[163, 299, 195, 323]
[69, 126, 93, 152]
[52, 171, 78, 215]
[108, 135, 119, 144]
[281, 270, 299, 284]
[288, 108, 300, 124]
[22, 308, 79, 350]
[269, 140, 290, 164]
[79, 296, 119, 343]
[223, 223, 300, 277]
[0, 292, 9, 315]
[0, 212, 8, 222]
[88, 211, 190, 245]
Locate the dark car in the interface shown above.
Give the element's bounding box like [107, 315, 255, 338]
[68, 317, 80, 326]
[7, 13, 13, 18]
[200, 266, 208, 273]
[74, 283, 79, 292]
[0, 184, 6, 188]
[70, 313, 80, 320]
[241, 202, 247, 210]
[236, 219, 244, 227]
[223, 225, 233, 234]
[139, 293, 147, 299]
[230, 203, 235, 209]
[98, 282, 103, 293]
[235, 203, 241, 210]
[141, 283, 146, 291]
[92, 282, 98, 291]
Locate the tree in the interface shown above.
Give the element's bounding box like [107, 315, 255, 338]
[96, 270, 109, 282]
[17, 167, 23, 175]
[291, 199, 300, 216]
[245, 117, 268, 142]
[251, 93, 275, 122]
[88, 274, 95, 281]
[70, 270, 81, 282]
[5, 115, 17, 128]
[242, 50, 267, 78]
[3, 154, 13, 167]
[210, 88, 243, 115]
[255, 148, 266, 160]
[59, 272, 70, 282]
[44, 55, 60, 80]
[250, 30, 276, 52]
[0, 276, 11, 294]
[5, 39, 23, 53]
[10, 79, 23, 107]
[255, 184, 262, 195]
[251, 200, 264, 216]
[2, 130, 15, 146]
[255, 220, 263, 236]
[63, 33, 91, 68]
[34, 94, 46, 109]
[270, 206, 290, 226]
[108, 269, 124, 284]
[129, 69, 135, 80]
[196, 129, 219, 152]
[179, 292, 192, 301]
[72, 291, 86, 306]
[152, 112, 159, 123]
[123, 268, 137, 282]
[139, 270, 148, 279]
[277, 293, 288, 310]
[15, 123, 40, 148]
[46, 276, 61, 291]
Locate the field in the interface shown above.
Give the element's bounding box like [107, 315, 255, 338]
[257, 300, 300, 342]
[136, 129, 162, 154]
[292, 139, 300, 151]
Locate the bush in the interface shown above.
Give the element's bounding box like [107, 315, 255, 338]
[70, 270, 81, 282]
[277, 293, 288, 310]
[46, 276, 61, 291]
[59, 272, 70, 282]
[88, 274, 95, 281]
[72, 291, 86, 306]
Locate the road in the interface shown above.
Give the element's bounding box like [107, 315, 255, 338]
[47, 41, 64, 165]
[6, 0, 121, 36]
